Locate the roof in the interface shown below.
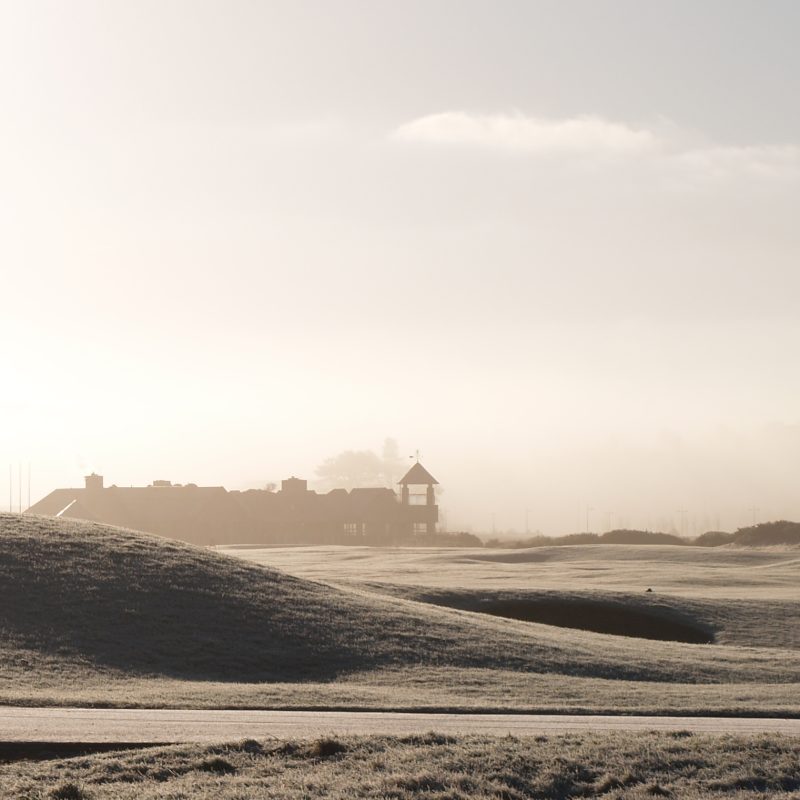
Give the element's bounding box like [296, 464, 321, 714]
[26, 484, 252, 544]
[26, 489, 83, 517]
[398, 462, 438, 485]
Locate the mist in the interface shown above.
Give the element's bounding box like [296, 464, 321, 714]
[1, 0, 799, 535]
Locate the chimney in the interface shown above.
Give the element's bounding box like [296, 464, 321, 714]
[281, 477, 308, 494]
[85, 473, 104, 491]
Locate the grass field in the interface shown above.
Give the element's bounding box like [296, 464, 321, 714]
[3, 732, 800, 799]
[225, 544, 800, 648]
[223, 542, 800, 599]
[1, 514, 799, 714]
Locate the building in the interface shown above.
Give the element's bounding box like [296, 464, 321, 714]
[25, 463, 440, 547]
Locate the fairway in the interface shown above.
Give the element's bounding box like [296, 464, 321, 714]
[221, 543, 800, 599]
[223, 543, 800, 649]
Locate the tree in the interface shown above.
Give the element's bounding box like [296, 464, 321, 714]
[315, 449, 386, 489]
[315, 439, 407, 490]
[381, 438, 405, 486]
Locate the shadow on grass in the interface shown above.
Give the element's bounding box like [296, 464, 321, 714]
[0, 742, 162, 764]
[477, 599, 714, 643]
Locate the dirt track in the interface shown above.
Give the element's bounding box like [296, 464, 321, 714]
[1, 707, 799, 743]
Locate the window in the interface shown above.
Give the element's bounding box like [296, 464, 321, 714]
[413, 523, 427, 535]
[343, 523, 359, 537]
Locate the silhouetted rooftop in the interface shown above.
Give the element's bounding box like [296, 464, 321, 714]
[399, 462, 438, 485]
[27, 468, 440, 545]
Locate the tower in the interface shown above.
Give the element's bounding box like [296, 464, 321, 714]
[398, 461, 438, 536]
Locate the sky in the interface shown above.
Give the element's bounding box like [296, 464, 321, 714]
[1, 0, 799, 534]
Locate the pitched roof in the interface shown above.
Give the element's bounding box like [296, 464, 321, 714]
[26, 489, 82, 517]
[26, 484, 253, 544]
[398, 462, 438, 485]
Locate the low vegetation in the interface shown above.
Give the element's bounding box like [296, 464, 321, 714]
[733, 520, 800, 547]
[484, 520, 800, 548]
[485, 530, 687, 548]
[3, 732, 800, 799]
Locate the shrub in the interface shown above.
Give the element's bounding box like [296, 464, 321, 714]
[599, 529, 686, 546]
[196, 756, 236, 774]
[733, 521, 800, 546]
[49, 784, 89, 800]
[236, 738, 263, 754]
[309, 738, 347, 758]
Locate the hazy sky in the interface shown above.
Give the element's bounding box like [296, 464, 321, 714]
[2, 0, 799, 534]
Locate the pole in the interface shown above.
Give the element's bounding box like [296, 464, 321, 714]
[677, 509, 688, 538]
[18, 463, 22, 513]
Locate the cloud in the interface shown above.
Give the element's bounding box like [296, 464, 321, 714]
[671, 145, 800, 182]
[391, 111, 800, 181]
[392, 112, 660, 156]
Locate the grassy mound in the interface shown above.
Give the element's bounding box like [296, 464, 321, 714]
[732, 521, 800, 547]
[2, 515, 799, 693]
[0, 514, 472, 682]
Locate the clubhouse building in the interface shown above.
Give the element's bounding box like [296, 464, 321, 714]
[26, 462, 440, 547]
